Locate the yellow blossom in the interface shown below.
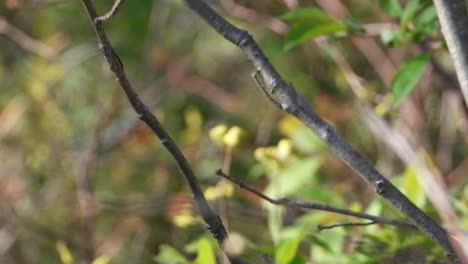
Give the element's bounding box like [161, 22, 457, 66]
[276, 139, 292, 161]
[223, 126, 244, 148]
[56, 241, 74, 264]
[209, 124, 228, 145]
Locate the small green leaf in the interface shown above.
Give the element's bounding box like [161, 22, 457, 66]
[304, 235, 333, 252]
[416, 6, 437, 26]
[391, 54, 430, 107]
[275, 235, 302, 264]
[289, 127, 327, 154]
[402, 166, 426, 207]
[265, 157, 321, 197]
[400, 0, 422, 30]
[282, 8, 348, 50]
[380, 30, 403, 47]
[193, 238, 216, 264]
[153, 245, 189, 264]
[281, 8, 336, 24]
[377, 0, 402, 17]
[284, 22, 347, 50]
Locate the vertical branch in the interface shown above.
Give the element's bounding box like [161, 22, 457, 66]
[78, 1, 235, 259]
[433, 0, 468, 107]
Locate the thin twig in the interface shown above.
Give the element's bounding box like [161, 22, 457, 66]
[215, 169, 415, 228]
[317, 222, 376, 231]
[183, 0, 455, 256]
[78, 2, 240, 262]
[251, 71, 282, 109]
[94, 0, 125, 23]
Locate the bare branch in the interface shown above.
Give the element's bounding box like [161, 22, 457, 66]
[251, 71, 282, 109]
[94, 0, 125, 23]
[317, 222, 376, 231]
[78, 1, 238, 260]
[433, 0, 468, 108]
[183, 0, 456, 256]
[215, 169, 415, 228]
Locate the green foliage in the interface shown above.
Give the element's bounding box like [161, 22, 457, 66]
[378, 0, 402, 17]
[275, 234, 302, 264]
[1, 0, 465, 263]
[281, 8, 348, 50]
[380, 0, 439, 46]
[154, 245, 190, 264]
[391, 54, 431, 107]
[402, 166, 426, 207]
[193, 238, 216, 264]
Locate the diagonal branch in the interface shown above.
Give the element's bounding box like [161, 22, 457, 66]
[78, 0, 234, 258]
[183, 0, 456, 257]
[432, 0, 468, 108]
[215, 169, 415, 229]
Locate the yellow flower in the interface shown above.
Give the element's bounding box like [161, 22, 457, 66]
[254, 147, 267, 161]
[223, 126, 244, 148]
[209, 124, 228, 145]
[205, 181, 234, 200]
[173, 209, 198, 228]
[276, 139, 292, 161]
[205, 185, 221, 200]
[56, 241, 74, 264]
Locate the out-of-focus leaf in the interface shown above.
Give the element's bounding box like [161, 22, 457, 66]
[310, 228, 346, 262]
[415, 5, 438, 37]
[281, 8, 337, 23]
[289, 127, 327, 154]
[401, 0, 422, 29]
[402, 166, 426, 207]
[275, 235, 302, 264]
[300, 186, 342, 205]
[380, 30, 403, 47]
[153, 245, 189, 264]
[289, 256, 306, 264]
[391, 54, 430, 107]
[194, 238, 216, 264]
[416, 6, 437, 26]
[304, 235, 333, 252]
[378, 0, 402, 17]
[265, 157, 321, 197]
[284, 22, 347, 50]
[281, 8, 347, 50]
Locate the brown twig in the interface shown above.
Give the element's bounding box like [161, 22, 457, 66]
[215, 169, 415, 228]
[78, 1, 241, 262]
[317, 222, 376, 231]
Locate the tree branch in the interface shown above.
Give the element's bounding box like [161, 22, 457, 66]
[78, 0, 237, 260]
[433, 0, 468, 108]
[183, 0, 456, 257]
[215, 169, 415, 229]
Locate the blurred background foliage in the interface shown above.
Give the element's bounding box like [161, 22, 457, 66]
[0, 0, 467, 263]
